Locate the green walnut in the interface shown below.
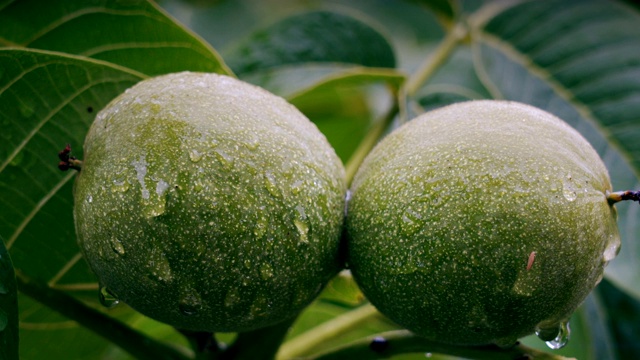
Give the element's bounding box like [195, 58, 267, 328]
[73, 72, 346, 332]
[346, 100, 620, 346]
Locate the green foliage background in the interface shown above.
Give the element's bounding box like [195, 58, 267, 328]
[1, 0, 639, 359]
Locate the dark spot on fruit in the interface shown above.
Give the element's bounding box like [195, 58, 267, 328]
[369, 336, 389, 352]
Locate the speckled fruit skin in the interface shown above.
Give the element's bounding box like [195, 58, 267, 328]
[346, 100, 620, 346]
[73, 72, 346, 332]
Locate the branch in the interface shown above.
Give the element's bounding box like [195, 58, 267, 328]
[607, 190, 640, 205]
[15, 270, 189, 360]
[307, 330, 575, 360]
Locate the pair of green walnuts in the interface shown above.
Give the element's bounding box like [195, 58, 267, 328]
[73, 72, 620, 347]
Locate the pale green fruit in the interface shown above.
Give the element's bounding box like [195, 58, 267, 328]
[346, 100, 620, 346]
[74, 72, 346, 332]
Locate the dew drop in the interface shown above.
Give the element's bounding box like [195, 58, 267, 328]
[264, 171, 280, 197]
[562, 174, 577, 201]
[535, 321, 570, 349]
[99, 285, 120, 309]
[0, 310, 7, 331]
[179, 290, 202, 316]
[110, 237, 125, 255]
[148, 252, 173, 282]
[111, 179, 130, 193]
[294, 219, 309, 244]
[401, 208, 422, 235]
[156, 179, 170, 197]
[291, 180, 304, 195]
[86, 195, 93, 203]
[603, 234, 621, 263]
[260, 263, 274, 280]
[214, 148, 233, 167]
[189, 149, 203, 162]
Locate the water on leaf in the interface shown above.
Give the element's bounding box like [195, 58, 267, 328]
[99, 285, 120, 309]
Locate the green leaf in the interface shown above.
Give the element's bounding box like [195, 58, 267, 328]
[225, 10, 396, 75]
[242, 63, 404, 164]
[242, 64, 405, 101]
[0, 235, 18, 360]
[0, 48, 145, 357]
[472, 0, 640, 300]
[0, 0, 231, 76]
[597, 279, 640, 358]
[407, 0, 457, 21]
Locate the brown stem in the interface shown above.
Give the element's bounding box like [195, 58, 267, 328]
[607, 190, 640, 204]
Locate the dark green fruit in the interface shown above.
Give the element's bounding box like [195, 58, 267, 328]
[74, 72, 346, 332]
[346, 100, 620, 346]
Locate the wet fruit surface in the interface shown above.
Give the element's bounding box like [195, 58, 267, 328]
[346, 100, 620, 346]
[74, 72, 346, 332]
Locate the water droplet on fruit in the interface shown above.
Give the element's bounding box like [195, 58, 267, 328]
[264, 171, 280, 197]
[562, 174, 577, 201]
[291, 180, 304, 195]
[179, 290, 202, 316]
[189, 149, 203, 162]
[260, 263, 274, 280]
[603, 234, 621, 263]
[214, 148, 233, 167]
[110, 237, 125, 255]
[294, 219, 309, 244]
[99, 285, 120, 308]
[535, 320, 570, 349]
[111, 179, 130, 193]
[401, 208, 422, 235]
[148, 252, 173, 282]
[86, 195, 93, 203]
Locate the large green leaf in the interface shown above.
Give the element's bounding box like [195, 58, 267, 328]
[0, 236, 18, 360]
[472, 0, 640, 300]
[225, 10, 396, 75]
[0, 48, 146, 357]
[0, 0, 231, 76]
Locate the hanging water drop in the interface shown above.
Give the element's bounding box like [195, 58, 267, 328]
[110, 237, 125, 255]
[99, 285, 120, 308]
[535, 320, 570, 349]
[179, 290, 202, 316]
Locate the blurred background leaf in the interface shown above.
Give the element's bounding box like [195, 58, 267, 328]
[224, 10, 395, 75]
[0, 235, 18, 360]
[0, 0, 231, 76]
[2, 0, 640, 359]
[470, 0, 640, 303]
